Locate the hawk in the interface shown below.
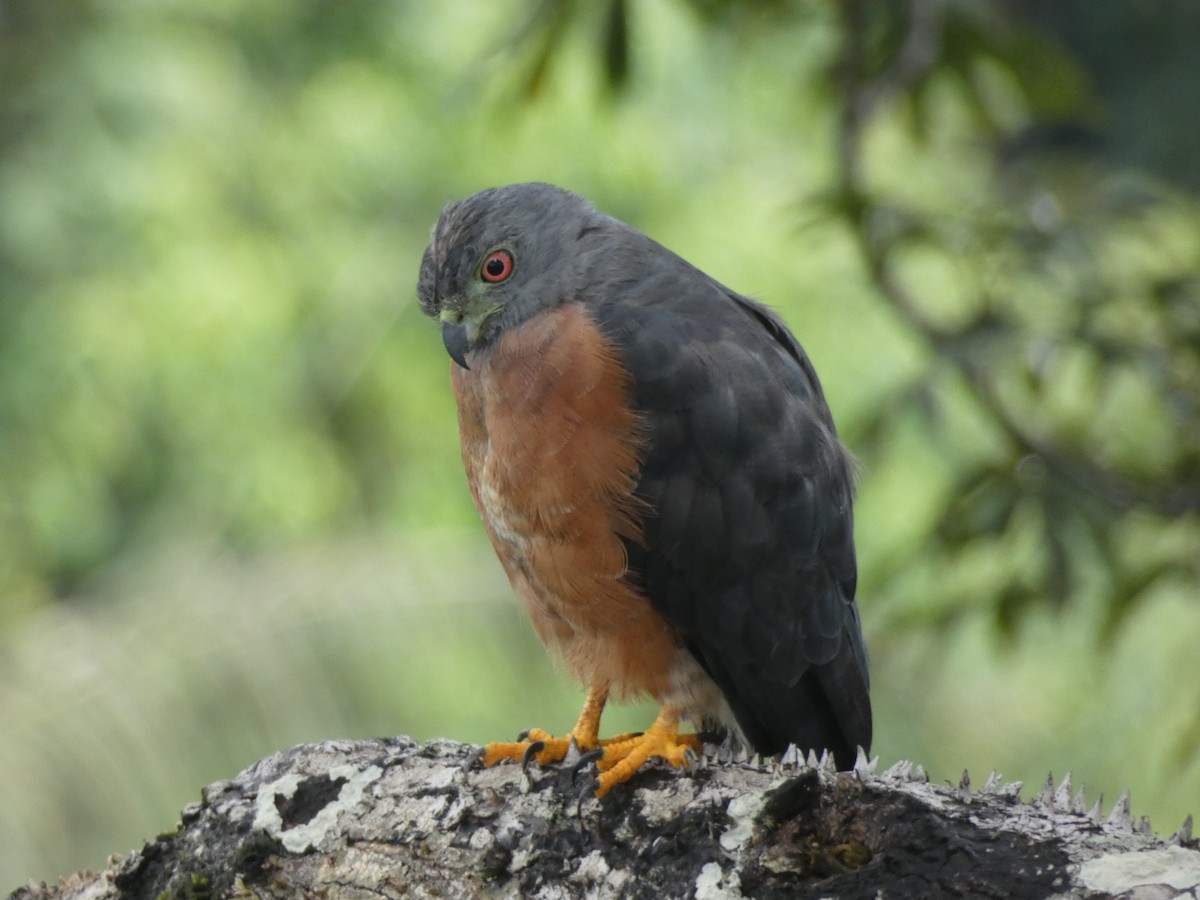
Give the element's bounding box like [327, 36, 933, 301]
[417, 183, 871, 797]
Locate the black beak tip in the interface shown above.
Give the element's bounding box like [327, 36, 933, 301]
[441, 321, 471, 370]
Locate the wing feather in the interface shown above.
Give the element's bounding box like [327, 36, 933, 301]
[589, 229, 872, 764]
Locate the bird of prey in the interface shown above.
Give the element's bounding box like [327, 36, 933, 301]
[417, 183, 871, 797]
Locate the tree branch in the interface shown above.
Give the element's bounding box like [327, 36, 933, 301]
[8, 738, 1197, 899]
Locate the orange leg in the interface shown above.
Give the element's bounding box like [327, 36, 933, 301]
[483, 682, 633, 767]
[482, 688, 703, 797]
[592, 706, 702, 798]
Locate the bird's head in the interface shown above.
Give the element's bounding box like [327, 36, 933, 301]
[417, 183, 606, 369]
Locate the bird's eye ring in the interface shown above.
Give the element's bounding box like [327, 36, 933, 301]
[481, 250, 514, 283]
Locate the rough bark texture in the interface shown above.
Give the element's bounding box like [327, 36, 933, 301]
[7, 737, 1199, 899]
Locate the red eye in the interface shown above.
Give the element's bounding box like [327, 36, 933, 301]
[481, 250, 514, 283]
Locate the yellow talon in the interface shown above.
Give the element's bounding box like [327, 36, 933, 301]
[482, 683, 609, 767]
[481, 683, 704, 798]
[593, 708, 700, 798]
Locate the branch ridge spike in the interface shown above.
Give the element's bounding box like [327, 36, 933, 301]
[1107, 788, 1133, 830]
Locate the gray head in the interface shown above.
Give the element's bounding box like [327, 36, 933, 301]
[417, 183, 609, 368]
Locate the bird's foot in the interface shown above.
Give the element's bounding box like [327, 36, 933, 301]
[478, 689, 704, 798]
[590, 716, 702, 798]
[482, 728, 582, 768]
[482, 728, 639, 769]
[483, 682, 615, 769]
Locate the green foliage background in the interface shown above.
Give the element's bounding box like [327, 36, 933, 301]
[1, 0, 1197, 887]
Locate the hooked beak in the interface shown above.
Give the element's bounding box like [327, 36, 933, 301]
[441, 320, 470, 370]
[439, 300, 500, 370]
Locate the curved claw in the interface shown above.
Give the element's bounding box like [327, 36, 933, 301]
[570, 747, 606, 782]
[682, 745, 699, 771]
[521, 740, 546, 772]
[463, 746, 486, 773]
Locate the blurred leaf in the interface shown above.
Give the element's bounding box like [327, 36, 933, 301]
[520, 0, 577, 97]
[994, 582, 1033, 643]
[936, 465, 1020, 543]
[602, 0, 630, 89]
[1039, 507, 1072, 606]
[1098, 560, 1178, 647]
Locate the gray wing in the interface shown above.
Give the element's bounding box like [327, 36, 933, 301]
[590, 235, 871, 764]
